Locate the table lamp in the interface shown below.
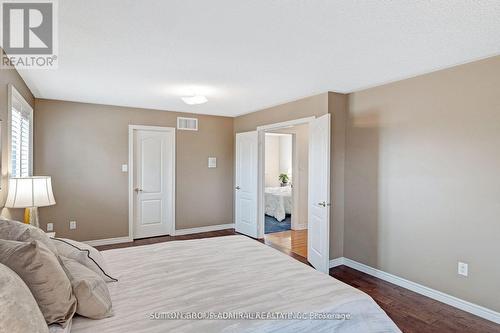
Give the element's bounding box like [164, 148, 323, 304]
[5, 176, 56, 227]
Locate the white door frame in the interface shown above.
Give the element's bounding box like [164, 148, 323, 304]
[290, 133, 304, 230]
[256, 116, 316, 238]
[128, 125, 176, 240]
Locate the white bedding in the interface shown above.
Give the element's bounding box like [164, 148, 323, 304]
[71, 236, 400, 333]
[265, 186, 292, 222]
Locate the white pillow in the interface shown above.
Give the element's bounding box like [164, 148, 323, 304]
[0, 263, 49, 333]
[51, 238, 117, 282]
[60, 256, 113, 319]
[0, 218, 58, 254]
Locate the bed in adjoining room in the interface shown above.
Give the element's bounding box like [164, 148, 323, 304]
[264, 186, 292, 222]
[71, 235, 401, 333]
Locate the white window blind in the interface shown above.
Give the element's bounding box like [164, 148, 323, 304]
[10, 86, 33, 178]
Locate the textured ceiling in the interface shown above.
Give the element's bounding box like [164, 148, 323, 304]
[17, 0, 500, 116]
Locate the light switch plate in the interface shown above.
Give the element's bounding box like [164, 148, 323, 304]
[458, 262, 468, 277]
[46, 223, 53, 232]
[69, 220, 77, 230]
[208, 157, 217, 168]
[121, 164, 128, 172]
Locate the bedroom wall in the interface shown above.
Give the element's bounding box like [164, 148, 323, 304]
[34, 99, 234, 241]
[264, 135, 281, 187]
[328, 92, 348, 261]
[234, 93, 329, 132]
[345, 55, 500, 312]
[0, 50, 35, 222]
[234, 92, 347, 259]
[278, 135, 292, 175]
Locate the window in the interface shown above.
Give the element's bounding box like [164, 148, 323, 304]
[9, 85, 33, 178]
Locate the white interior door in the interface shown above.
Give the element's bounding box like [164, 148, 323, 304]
[134, 128, 175, 239]
[235, 131, 259, 238]
[308, 114, 331, 273]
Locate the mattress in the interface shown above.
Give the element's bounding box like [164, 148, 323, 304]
[265, 186, 292, 221]
[71, 236, 400, 333]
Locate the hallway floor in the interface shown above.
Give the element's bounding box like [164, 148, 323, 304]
[264, 229, 307, 258]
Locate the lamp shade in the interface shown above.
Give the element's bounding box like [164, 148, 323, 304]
[5, 176, 56, 208]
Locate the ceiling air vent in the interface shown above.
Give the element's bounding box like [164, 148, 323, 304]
[177, 117, 198, 131]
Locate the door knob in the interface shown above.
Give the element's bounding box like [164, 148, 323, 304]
[235, 186, 241, 190]
[134, 188, 143, 192]
[318, 201, 331, 207]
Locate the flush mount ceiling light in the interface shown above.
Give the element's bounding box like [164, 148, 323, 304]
[181, 95, 208, 105]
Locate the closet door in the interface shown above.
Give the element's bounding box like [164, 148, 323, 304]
[235, 131, 259, 238]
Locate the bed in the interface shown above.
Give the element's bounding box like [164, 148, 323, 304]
[265, 186, 292, 222]
[71, 236, 400, 333]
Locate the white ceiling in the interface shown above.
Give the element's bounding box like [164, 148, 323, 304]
[18, 0, 500, 117]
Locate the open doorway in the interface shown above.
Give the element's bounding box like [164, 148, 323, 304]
[235, 114, 330, 272]
[263, 124, 309, 258]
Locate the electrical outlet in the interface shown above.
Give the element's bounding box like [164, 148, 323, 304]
[69, 220, 77, 230]
[458, 262, 468, 277]
[46, 223, 53, 232]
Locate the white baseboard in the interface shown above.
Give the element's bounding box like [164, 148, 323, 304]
[292, 224, 307, 231]
[329, 257, 500, 324]
[329, 257, 345, 268]
[84, 236, 133, 247]
[173, 224, 235, 236]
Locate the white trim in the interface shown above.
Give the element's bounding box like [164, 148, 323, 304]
[257, 116, 315, 132]
[290, 133, 299, 230]
[128, 125, 176, 240]
[257, 130, 266, 238]
[8, 84, 34, 179]
[329, 257, 500, 324]
[265, 132, 291, 137]
[84, 236, 133, 247]
[329, 257, 345, 268]
[173, 224, 235, 236]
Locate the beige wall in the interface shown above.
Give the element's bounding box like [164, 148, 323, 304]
[234, 92, 347, 259]
[328, 92, 348, 259]
[234, 93, 329, 132]
[0, 54, 35, 222]
[264, 135, 281, 187]
[264, 133, 293, 187]
[34, 99, 234, 241]
[345, 55, 500, 312]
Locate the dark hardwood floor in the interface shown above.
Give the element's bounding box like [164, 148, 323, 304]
[96, 229, 500, 333]
[330, 266, 499, 333]
[95, 229, 236, 251]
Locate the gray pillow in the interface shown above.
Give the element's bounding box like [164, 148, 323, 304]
[60, 256, 113, 319]
[0, 218, 58, 254]
[0, 239, 76, 327]
[0, 263, 49, 333]
[52, 238, 117, 282]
